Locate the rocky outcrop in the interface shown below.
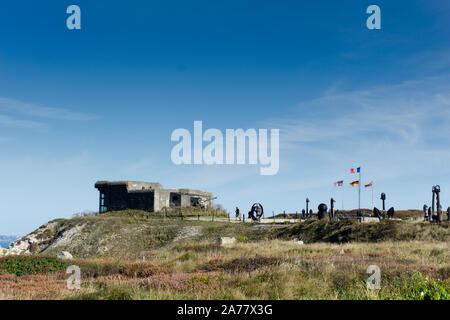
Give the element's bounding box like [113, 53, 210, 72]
[7, 220, 85, 256]
[8, 231, 43, 255]
[56, 251, 73, 259]
[217, 237, 236, 246]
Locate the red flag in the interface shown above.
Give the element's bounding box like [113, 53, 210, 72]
[365, 181, 373, 188]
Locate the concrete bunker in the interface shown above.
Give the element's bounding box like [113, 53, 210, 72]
[95, 181, 213, 213]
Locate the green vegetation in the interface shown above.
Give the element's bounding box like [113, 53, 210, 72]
[13, 212, 450, 260]
[1, 213, 448, 300]
[235, 235, 249, 243]
[44, 229, 55, 237]
[0, 256, 68, 276]
[57, 241, 449, 300]
[276, 219, 450, 243]
[395, 271, 449, 300]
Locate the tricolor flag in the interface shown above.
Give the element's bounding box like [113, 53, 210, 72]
[365, 181, 373, 188]
[334, 180, 343, 187]
[349, 180, 359, 186]
[350, 167, 361, 174]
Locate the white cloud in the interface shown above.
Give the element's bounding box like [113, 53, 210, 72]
[0, 114, 43, 128]
[0, 97, 99, 121]
[261, 75, 450, 190]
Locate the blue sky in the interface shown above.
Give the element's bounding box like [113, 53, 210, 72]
[1, 0, 450, 235]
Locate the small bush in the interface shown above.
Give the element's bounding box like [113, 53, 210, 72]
[44, 229, 55, 237]
[190, 275, 210, 284]
[235, 235, 248, 243]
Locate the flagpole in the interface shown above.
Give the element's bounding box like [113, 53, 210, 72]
[371, 184, 374, 208]
[358, 169, 361, 211]
[342, 183, 344, 210]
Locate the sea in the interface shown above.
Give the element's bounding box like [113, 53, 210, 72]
[0, 240, 11, 248]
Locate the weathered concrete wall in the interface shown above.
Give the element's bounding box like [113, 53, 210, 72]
[155, 189, 171, 211]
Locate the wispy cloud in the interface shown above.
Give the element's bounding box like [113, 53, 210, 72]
[272, 75, 450, 148]
[261, 75, 450, 189]
[0, 115, 43, 128]
[0, 97, 99, 121]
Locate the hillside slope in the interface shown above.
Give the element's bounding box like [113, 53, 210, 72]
[6, 210, 450, 258]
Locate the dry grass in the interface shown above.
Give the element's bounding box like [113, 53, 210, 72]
[4, 216, 448, 300]
[1, 240, 448, 300]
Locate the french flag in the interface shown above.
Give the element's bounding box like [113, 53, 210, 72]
[350, 167, 361, 174]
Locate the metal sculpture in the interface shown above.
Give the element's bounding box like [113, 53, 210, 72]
[380, 193, 386, 211]
[317, 203, 328, 220]
[248, 203, 264, 221]
[431, 185, 441, 223]
[306, 198, 310, 218]
[423, 204, 429, 221]
[387, 207, 395, 219]
[330, 198, 336, 219]
[373, 207, 382, 219]
[301, 209, 306, 219]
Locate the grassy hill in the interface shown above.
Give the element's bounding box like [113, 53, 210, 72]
[5, 209, 449, 259]
[1, 210, 449, 300]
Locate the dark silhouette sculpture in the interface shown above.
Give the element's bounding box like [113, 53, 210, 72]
[248, 203, 264, 221]
[373, 207, 382, 219]
[330, 198, 336, 219]
[380, 193, 386, 211]
[317, 203, 328, 220]
[386, 207, 395, 219]
[431, 185, 441, 223]
[306, 198, 310, 218]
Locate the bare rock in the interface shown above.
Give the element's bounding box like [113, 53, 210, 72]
[56, 251, 73, 259]
[217, 237, 236, 246]
[360, 217, 380, 223]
